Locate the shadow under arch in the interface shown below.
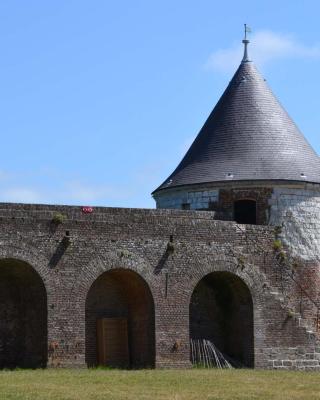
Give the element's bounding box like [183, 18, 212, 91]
[85, 268, 155, 369]
[189, 271, 254, 368]
[0, 258, 47, 368]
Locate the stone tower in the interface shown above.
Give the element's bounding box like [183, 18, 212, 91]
[152, 35, 320, 263]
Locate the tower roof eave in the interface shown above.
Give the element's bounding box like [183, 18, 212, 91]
[153, 59, 320, 195]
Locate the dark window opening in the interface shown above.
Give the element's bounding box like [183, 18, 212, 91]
[181, 203, 190, 210]
[234, 200, 256, 225]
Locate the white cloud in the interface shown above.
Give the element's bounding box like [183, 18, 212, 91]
[205, 30, 320, 73]
[0, 181, 133, 206]
[0, 163, 162, 207]
[64, 181, 131, 203]
[1, 188, 43, 203]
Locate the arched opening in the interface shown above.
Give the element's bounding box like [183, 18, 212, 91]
[85, 269, 155, 369]
[189, 271, 253, 368]
[234, 199, 256, 224]
[0, 259, 47, 369]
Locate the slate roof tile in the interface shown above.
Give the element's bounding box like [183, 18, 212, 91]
[153, 58, 320, 194]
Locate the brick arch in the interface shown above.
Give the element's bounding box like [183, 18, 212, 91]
[73, 250, 158, 307]
[0, 257, 48, 368]
[179, 254, 271, 369]
[184, 257, 264, 308]
[74, 250, 156, 367]
[0, 243, 52, 293]
[189, 270, 254, 367]
[85, 267, 155, 368]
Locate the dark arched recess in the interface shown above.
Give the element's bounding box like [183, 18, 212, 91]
[85, 268, 155, 369]
[0, 258, 47, 368]
[190, 271, 254, 367]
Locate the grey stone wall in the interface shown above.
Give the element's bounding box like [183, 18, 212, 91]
[154, 188, 219, 210]
[0, 202, 318, 369]
[269, 185, 320, 261]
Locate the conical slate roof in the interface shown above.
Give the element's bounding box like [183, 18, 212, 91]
[153, 49, 320, 194]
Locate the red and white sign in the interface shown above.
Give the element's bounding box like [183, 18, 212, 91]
[82, 206, 93, 214]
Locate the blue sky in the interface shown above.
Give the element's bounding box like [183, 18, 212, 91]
[1, 0, 320, 208]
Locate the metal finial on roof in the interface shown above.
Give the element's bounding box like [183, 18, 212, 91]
[153, 38, 320, 194]
[242, 24, 251, 62]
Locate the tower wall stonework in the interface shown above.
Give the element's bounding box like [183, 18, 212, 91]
[269, 184, 320, 261]
[154, 183, 278, 224]
[0, 203, 319, 369]
[154, 184, 272, 218]
[155, 183, 320, 249]
[155, 187, 219, 210]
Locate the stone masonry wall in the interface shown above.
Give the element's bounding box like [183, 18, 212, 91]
[154, 187, 219, 210]
[0, 202, 318, 369]
[154, 184, 272, 224]
[269, 185, 320, 261]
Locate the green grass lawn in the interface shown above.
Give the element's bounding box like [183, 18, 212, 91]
[0, 369, 319, 400]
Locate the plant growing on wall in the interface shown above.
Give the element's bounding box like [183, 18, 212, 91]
[52, 212, 67, 224]
[273, 239, 282, 250]
[117, 249, 132, 259]
[167, 241, 175, 253]
[237, 255, 245, 269]
[273, 239, 287, 263]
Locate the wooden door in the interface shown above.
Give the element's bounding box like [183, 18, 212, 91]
[97, 318, 129, 368]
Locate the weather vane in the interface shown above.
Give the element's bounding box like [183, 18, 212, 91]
[242, 23, 251, 62]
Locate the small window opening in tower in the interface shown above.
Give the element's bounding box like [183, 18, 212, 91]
[181, 203, 190, 210]
[234, 200, 257, 225]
